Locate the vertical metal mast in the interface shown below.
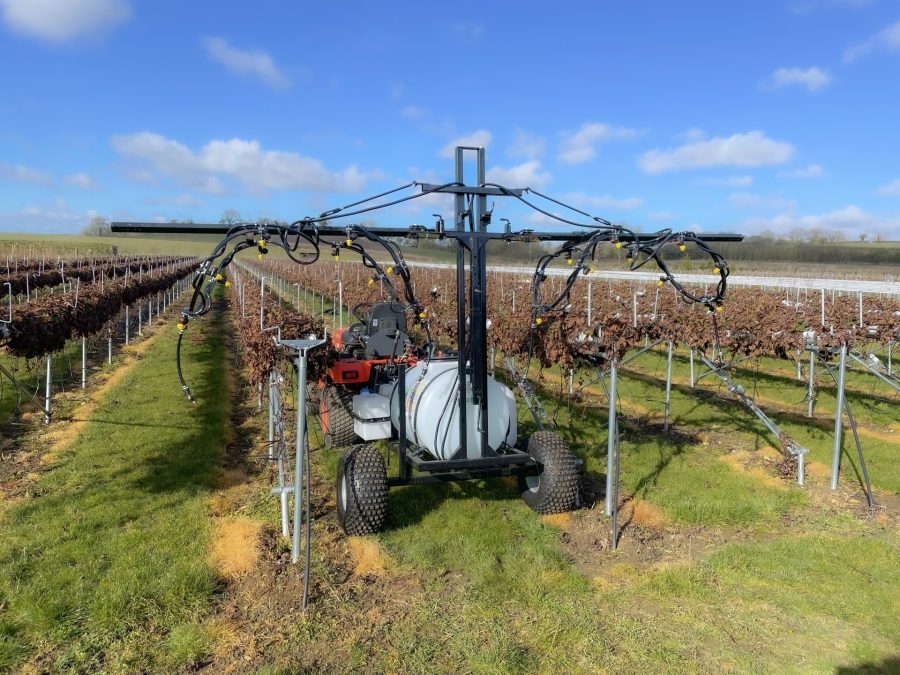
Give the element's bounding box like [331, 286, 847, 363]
[454, 148, 469, 458]
[452, 147, 490, 459]
[471, 149, 490, 459]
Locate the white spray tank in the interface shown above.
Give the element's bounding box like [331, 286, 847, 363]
[387, 359, 517, 460]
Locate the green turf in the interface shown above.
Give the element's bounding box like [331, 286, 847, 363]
[0, 303, 228, 671]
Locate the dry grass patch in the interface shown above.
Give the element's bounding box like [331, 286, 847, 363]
[542, 512, 572, 528]
[213, 517, 263, 580]
[630, 499, 667, 527]
[347, 536, 391, 577]
[720, 449, 785, 489]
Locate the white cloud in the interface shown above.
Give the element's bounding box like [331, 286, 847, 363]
[0, 161, 53, 186]
[563, 191, 643, 210]
[111, 131, 368, 195]
[149, 194, 204, 208]
[204, 37, 290, 90]
[400, 105, 427, 121]
[0, 0, 131, 42]
[507, 129, 546, 160]
[486, 161, 552, 190]
[639, 130, 794, 174]
[844, 19, 900, 63]
[699, 175, 754, 187]
[876, 178, 900, 196]
[779, 164, 825, 178]
[64, 172, 98, 190]
[648, 211, 676, 221]
[439, 129, 492, 158]
[558, 122, 640, 164]
[729, 192, 797, 211]
[738, 205, 899, 238]
[762, 66, 831, 92]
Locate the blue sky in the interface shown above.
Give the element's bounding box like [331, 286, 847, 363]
[1, 0, 899, 239]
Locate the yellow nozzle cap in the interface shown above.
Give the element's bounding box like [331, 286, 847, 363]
[368, 278, 375, 285]
[713, 267, 721, 274]
[386, 266, 394, 274]
[657, 280, 664, 287]
[419, 311, 426, 318]
[626, 257, 633, 263]
[224, 280, 232, 288]
[345, 238, 352, 246]
[257, 253, 264, 259]
[567, 258, 574, 265]
[588, 267, 594, 274]
[615, 242, 622, 249]
[176, 323, 185, 331]
[334, 255, 340, 261]
[257, 239, 265, 246]
[715, 305, 724, 313]
[535, 317, 543, 325]
[678, 244, 686, 252]
[215, 273, 224, 281]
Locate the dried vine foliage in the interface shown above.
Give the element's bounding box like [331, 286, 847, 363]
[1, 255, 192, 297]
[2, 264, 194, 358]
[251, 259, 900, 367]
[230, 280, 333, 387]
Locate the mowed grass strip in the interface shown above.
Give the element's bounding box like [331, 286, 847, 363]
[0, 307, 228, 671]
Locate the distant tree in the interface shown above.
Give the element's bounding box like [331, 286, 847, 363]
[81, 215, 110, 236]
[219, 209, 242, 225]
[859, 232, 868, 242]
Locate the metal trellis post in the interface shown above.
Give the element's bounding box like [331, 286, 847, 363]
[830, 344, 847, 490]
[605, 362, 617, 516]
[664, 340, 674, 432]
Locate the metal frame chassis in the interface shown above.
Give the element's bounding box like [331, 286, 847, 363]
[111, 147, 741, 486]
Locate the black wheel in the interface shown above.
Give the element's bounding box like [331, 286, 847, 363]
[521, 431, 579, 514]
[320, 385, 356, 448]
[336, 444, 388, 535]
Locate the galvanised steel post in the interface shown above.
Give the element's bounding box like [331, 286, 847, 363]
[268, 371, 275, 460]
[587, 281, 592, 325]
[807, 350, 816, 418]
[125, 305, 130, 344]
[605, 362, 617, 516]
[275, 378, 289, 536]
[664, 341, 674, 432]
[81, 337, 87, 389]
[689, 349, 695, 388]
[291, 349, 312, 610]
[831, 344, 847, 490]
[44, 355, 52, 424]
[338, 279, 343, 329]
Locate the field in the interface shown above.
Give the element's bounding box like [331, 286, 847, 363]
[0, 234, 898, 673]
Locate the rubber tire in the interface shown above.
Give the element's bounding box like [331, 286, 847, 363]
[336, 444, 389, 535]
[521, 431, 579, 514]
[321, 385, 356, 448]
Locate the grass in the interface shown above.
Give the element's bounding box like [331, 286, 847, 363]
[0, 259, 897, 672]
[0, 301, 229, 671]
[246, 264, 899, 672]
